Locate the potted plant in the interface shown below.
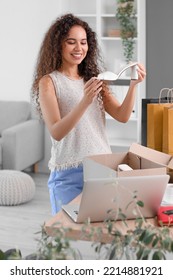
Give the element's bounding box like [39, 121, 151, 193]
[116, 0, 137, 63]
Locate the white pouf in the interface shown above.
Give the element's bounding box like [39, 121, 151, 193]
[0, 170, 36, 206]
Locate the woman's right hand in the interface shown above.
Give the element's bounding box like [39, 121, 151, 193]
[83, 77, 103, 104]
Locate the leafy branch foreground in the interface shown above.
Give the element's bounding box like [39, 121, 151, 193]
[1, 215, 173, 260]
[1, 192, 173, 260]
[93, 198, 173, 260]
[94, 218, 173, 260]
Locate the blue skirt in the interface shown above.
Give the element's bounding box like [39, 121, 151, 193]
[48, 165, 83, 215]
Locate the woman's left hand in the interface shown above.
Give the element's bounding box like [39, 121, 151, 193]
[131, 63, 146, 85]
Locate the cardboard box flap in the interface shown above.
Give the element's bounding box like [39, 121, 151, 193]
[87, 152, 142, 171]
[167, 158, 173, 169]
[86, 152, 127, 170]
[129, 143, 172, 166]
[83, 157, 117, 181]
[127, 152, 141, 169]
[118, 167, 166, 177]
[141, 157, 166, 169]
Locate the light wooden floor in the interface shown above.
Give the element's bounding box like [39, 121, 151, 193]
[0, 172, 52, 258]
[0, 172, 96, 259]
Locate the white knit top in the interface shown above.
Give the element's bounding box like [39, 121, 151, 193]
[48, 71, 112, 171]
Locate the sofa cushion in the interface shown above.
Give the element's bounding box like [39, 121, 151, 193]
[0, 101, 31, 136]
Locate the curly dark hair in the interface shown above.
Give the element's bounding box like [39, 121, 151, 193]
[31, 13, 106, 115]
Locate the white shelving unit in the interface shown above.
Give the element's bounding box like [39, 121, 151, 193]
[60, 0, 146, 152]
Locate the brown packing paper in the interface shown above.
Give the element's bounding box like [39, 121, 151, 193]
[147, 88, 172, 152]
[162, 106, 173, 156]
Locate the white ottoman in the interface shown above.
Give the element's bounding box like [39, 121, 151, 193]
[0, 170, 36, 206]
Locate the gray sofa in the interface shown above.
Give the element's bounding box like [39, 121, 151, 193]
[0, 101, 44, 171]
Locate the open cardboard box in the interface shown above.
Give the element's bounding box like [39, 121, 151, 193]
[83, 143, 173, 181]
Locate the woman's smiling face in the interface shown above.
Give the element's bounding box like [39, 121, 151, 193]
[61, 25, 88, 67]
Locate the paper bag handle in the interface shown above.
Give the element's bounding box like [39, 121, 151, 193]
[159, 88, 172, 103]
[169, 88, 173, 103]
[167, 88, 173, 108]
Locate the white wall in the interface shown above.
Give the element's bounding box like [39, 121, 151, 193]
[0, 0, 62, 101]
[0, 0, 64, 173]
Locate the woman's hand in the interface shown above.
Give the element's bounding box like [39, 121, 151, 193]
[83, 77, 103, 105]
[130, 63, 146, 85]
[102, 63, 146, 123]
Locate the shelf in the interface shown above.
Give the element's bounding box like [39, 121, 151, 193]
[106, 114, 138, 121]
[101, 37, 137, 41]
[109, 138, 136, 148]
[76, 14, 97, 17]
[101, 37, 121, 41]
[101, 14, 116, 18]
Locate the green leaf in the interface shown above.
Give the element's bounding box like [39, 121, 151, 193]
[118, 212, 127, 220]
[109, 246, 116, 260]
[152, 236, 159, 247]
[139, 229, 147, 242]
[135, 217, 144, 228]
[0, 250, 5, 260]
[162, 238, 171, 250]
[136, 246, 144, 260]
[124, 234, 133, 246]
[152, 251, 166, 260]
[112, 230, 122, 238]
[107, 222, 113, 233]
[141, 248, 150, 260]
[136, 200, 144, 207]
[144, 233, 155, 245]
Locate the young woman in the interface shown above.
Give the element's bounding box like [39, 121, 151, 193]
[32, 13, 146, 215]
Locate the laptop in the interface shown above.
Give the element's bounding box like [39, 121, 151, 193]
[62, 174, 170, 223]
